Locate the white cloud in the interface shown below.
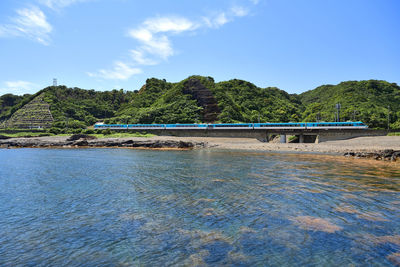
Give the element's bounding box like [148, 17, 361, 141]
[202, 6, 250, 29]
[214, 13, 229, 27]
[0, 6, 52, 45]
[87, 61, 142, 80]
[130, 50, 158, 66]
[0, 81, 38, 95]
[250, 0, 260, 4]
[231, 6, 250, 17]
[142, 16, 198, 33]
[89, 16, 198, 80]
[38, 0, 90, 9]
[89, 5, 253, 80]
[128, 16, 197, 61]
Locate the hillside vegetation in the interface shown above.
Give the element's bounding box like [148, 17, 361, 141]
[0, 77, 399, 130]
[300, 80, 400, 129]
[0, 93, 34, 121]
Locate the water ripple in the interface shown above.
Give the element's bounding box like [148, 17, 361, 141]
[0, 149, 399, 266]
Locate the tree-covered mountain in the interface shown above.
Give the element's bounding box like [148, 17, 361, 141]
[110, 77, 202, 124]
[0, 93, 33, 121]
[300, 80, 400, 129]
[210, 77, 302, 123]
[109, 76, 303, 125]
[0, 86, 136, 129]
[0, 76, 399, 130]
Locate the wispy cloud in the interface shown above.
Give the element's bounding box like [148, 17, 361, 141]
[130, 50, 158, 66]
[203, 5, 250, 28]
[38, 0, 91, 10]
[87, 61, 142, 80]
[0, 81, 38, 95]
[249, 0, 260, 4]
[89, 3, 254, 80]
[89, 16, 200, 80]
[0, 6, 52, 45]
[231, 6, 250, 17]
[128, 16, 198, 63]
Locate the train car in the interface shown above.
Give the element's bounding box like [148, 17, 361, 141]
[94, 123, 127, 129]
[253, 122, 306, 129]
[306, 121, 368, 129]
[94, 121, 368, 130]
[208, 123, 253, 129]
[165, 124, 208, 130]
[127, 124, 165, 130]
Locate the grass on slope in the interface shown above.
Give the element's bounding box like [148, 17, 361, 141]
[0, 132, 53, 138]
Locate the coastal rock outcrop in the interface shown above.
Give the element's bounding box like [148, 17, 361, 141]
[66, 134, 97, 141]
[344, 149, 400, 161]
[0, 137, 206, 150]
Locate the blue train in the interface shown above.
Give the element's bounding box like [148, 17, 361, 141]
[94, 121, 368, 130]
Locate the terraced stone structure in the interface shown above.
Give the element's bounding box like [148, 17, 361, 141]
[183, 78, 220, 122]
[5, 93, 53, 129]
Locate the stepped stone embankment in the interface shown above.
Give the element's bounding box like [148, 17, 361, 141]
[183, 78, 220, 122]
[5, 93, 53, 129]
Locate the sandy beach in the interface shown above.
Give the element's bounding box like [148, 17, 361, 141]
[2, 135, 399, 154]
[190, 135, 400, 153]
[93, 135, 400, 154]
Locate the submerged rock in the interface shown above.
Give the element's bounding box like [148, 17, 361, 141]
[290, 216, 342, 233]
[387, 252, 400, 266]
[183, 250, 209, 266]
[374, 235, 400, 246]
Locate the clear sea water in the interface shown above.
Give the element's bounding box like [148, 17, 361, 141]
[0, 148, 399, 266]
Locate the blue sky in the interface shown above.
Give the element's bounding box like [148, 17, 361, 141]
[0, 0, 399, 95]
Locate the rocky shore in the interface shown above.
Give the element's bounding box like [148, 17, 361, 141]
[344, 149, 400, 162]
[1, 135, 400, 163]
[0, 135, 206, 150]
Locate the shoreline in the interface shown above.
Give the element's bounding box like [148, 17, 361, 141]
[1, 135, 400, 163]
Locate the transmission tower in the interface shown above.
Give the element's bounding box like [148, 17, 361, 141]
[53, 78, 57, 86]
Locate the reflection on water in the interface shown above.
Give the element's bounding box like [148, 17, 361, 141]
[0, 148, 399, 266]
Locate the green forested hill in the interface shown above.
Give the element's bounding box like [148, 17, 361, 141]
[111, 77, 202, 124]
[0, 77, 399, 130]
[300, 80, 400, 129]
[0, 93, 33, 121]
[41, 86, 135, 128]
[211, 78, 302, 123]
[111, 75, 303, 124]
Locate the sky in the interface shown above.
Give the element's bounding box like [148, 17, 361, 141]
[0, 0, 399, 95]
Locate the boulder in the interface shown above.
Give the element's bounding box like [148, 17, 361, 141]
[383, 149, 394, 158]
[72, 140, 89, 146]
[67, 134, 97, 141]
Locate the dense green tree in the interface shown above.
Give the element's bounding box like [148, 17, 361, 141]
[211, 79, 303, 123]
[1, 77, 399, 130]
[299, 80, 400, 128]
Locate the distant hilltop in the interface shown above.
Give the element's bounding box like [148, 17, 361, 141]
[0, 76, 399, 131]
